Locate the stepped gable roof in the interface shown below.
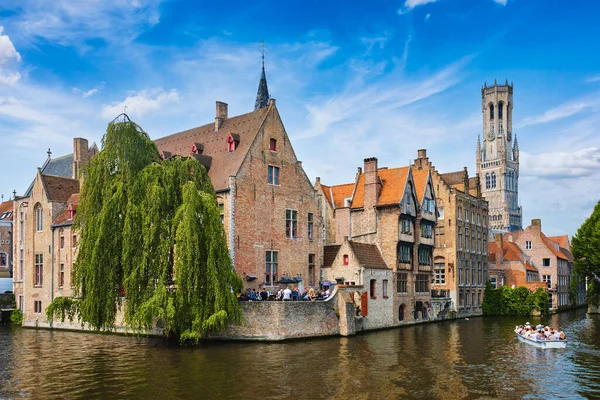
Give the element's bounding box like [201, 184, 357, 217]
[411, 168, 430, 203]
[468, 177, 479, 190]
[41, 174, 80, 202]
[351, 167, 409, 209]
[323, 245, 341, 267]
[440, 171, 464, 186]
[154, 106, 271, 191]
[488, 241, 537, 272]
[0, 201, 13, 221]
[349, 241, 389, 269]
[548, 235, 569, 250]
[53, 193, 80, 226]
[540, 232, 568, 260]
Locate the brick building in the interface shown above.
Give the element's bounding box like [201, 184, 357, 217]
[0, 200, 13, 280]
[487, 233, 544, 291]
[155, 65, 322, 291]
[12, 138, 93, 323]
[417, 150, 490, 316]
[503, 219, 574, 309]
[316, 154, 438, 324]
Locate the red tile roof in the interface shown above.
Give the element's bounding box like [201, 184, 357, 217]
[53, 193, 80, 226]
[154, 106, 271, 191]
[330, 183, 355, 209]
[488, 241, 538, 272]
[411, 168, 430, 204]
[349, 242, 389, 269]
[540, 233, 568, 260]
[0, 201, 13, 220]
[351, 167, 409, 209]
[548, 235, 569, 250]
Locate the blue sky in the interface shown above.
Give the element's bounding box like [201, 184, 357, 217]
[0, 0, 599, 237]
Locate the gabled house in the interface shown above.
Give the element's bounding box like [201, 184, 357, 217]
[323, 237, 393, 330]
[155, 66, 322, 290]
[316, 153, 438, 324]
[0, 200, 13, 279]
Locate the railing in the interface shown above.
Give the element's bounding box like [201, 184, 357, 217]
[431, 289, 450, 298]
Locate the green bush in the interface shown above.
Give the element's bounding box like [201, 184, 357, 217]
[10, 309, 23, 324]
[482, 281, 549, 316]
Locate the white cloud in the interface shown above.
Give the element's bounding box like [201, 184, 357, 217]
[101, 89, 180, 120]
[518, 94, 600, 127]
[494, 0, 508, 5]
[521, 148, 600, 179]
[0, 26, 22, 85]
[586, 75, 600, 83]
[425, 13, 431, 21]
[404, 0, 438, 10]
[0, 71, 21, 85]
[73, 87, 99, 98]
[0, 0, 164, 47]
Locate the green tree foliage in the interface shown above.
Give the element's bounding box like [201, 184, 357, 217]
[47, 116, 242, 342]
[572, 200, 600, 306]
[482, 281, 550, 316]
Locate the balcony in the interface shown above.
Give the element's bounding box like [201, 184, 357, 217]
[431, 289, 450, 298]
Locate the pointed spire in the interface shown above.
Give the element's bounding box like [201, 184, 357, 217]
[477, 134, 481, 152]
[254, 41, 270, 110]
[514, 133, 519, 150]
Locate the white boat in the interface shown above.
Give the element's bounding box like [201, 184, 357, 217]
[516, 334, 567, 349]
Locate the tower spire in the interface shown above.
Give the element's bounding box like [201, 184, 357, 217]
[254, 41, 270, 110]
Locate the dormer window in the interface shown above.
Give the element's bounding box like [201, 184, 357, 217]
[343, 254, 349, 266]
[227, 134, 240, 152]
[270, 138, 277, 152]
[68, 204, 74, 220]
[191, 143, 204, 155]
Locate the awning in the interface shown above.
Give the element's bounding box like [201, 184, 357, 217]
[245, 275, 257, 281]
[294, 277, 303, 282]
[322, 281, 332, 287]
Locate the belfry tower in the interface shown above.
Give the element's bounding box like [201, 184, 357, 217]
[476, 80, 522, 232]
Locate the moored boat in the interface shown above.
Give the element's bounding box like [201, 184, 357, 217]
[516, 334, 567, 349]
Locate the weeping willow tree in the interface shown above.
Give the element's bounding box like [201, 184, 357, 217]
[47, 115, 242, 342]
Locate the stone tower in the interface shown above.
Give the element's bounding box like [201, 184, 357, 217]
[476, 80, 522, 232]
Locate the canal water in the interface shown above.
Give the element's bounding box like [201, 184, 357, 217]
[1, 308, 599, 399]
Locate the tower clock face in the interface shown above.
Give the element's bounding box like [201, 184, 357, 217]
[507, 131, 512, 141]
[487, 130, 495, 141]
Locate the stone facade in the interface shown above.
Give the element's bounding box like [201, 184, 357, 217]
[0, 201, 13, 280]
[477, 81, 522, 232]
[504, 219, 574, 309]
[421, 153, 489, 317]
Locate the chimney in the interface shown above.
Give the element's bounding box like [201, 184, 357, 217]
[363, 157, 380, 209]
[463, 167, 469, 191]
[531, 219, 541, 233]
[72, 138, 89, 180]
[355, 167, 362, 181]
[418, 149, 427, 159]
[315, 177, 320, 186]
[215, 101, 228, 130]
[495, 233, 504, 264]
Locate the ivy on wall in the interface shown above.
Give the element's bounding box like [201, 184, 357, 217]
[482, 281, 550, 316]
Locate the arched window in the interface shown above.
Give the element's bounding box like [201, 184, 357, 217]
[485, 173, 490, 190]
[498, 101, 504, 120]
[491, 172, 496, 188]
[399, 305, 405, 321]
[35, 205, 43, 232]
[489, 104, 494, 120]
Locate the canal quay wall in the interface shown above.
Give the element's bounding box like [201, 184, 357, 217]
[20, 286, 467, 341]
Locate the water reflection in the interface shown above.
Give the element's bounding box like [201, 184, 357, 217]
[1, 309, 600, 399]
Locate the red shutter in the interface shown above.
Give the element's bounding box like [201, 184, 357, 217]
[361, 291, 369, 316]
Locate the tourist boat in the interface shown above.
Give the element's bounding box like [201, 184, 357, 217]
[516, 334, 567, 349]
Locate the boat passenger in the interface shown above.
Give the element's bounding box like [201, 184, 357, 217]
[553, 330, 560, 340]
[559, 331, 566, 340]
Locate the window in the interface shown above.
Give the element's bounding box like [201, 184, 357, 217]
[265, 251, 278, 285]
[59, 263, 65, 288]
[478, 262, 482, 286]
[398, 245, 411, 264]
[438, 206, 444, 220]
[471, 231, 475, 253]
[269, 138, 277, 151]
[543, 275, 552, 288]
[485, 173, 491, 190]
[370, 279, 376, 299]
[397, 273, 408, 293]
[477, 213, 481, 225]
[418, 247, 432, 265]
[383, 279, 388, 298]
[415, 274, 429, 293]
[0, 253, 6, 267]
[434, 263, 445, 285]
[490, 104, 494, 120]
[308, 254, 315, 286]
[400, 218, 412, 234]
[285, 210, 297, 239]
[465, 260, 470, 285]
[421, 223, 433, 238]
[36, 206, 43, 232]
[19, 249, 23, 281]
[34, 300, 42, 314]
[307, 213, 313, 240]
[498, 101, 504, 120]
[343, 254, 349, 266]
[458, 230, 463, 250]
[218, 203, 224, 224]
[267, 165, 280, 185]
[490, 276, 497, 288]
[471, 211, 474, 223]
[543, 258, 550, 267]
[465, 228, 469, 251]
[35, 254, 43, 286]
[525, 241, 532, 250]
[478, 291, 482, 305]
[472, 292, 475, 307]
[465, 291, 469, 306]
[60, 236, 65, 249]
[72, 235, 77, 247]
[459, 260, 463, 285]
[423, 198, 435, 213]
[491, 173, 496, 189]
[465, 208, 469, 221]
[399, 305, 405, 321]
[458, 206, 463, 220]
[471, 266, 476, 286]
[227, 135, 237, 152]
